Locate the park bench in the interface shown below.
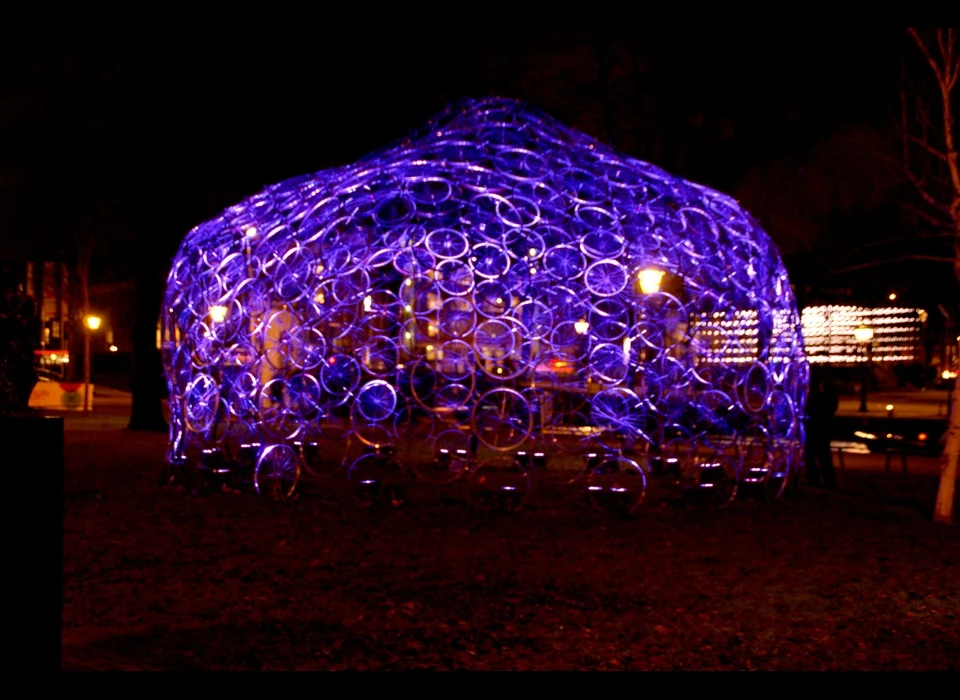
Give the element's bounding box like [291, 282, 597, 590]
[832, 441, 909, 474]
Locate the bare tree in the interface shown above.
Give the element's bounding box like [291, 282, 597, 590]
[902, 28, 959, 524]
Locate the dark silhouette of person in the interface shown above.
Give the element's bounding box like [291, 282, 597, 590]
[805, 367, 839, 489]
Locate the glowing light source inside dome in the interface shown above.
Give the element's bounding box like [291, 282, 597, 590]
[209, 305, 228, 323]
[637, 269, 665, 295]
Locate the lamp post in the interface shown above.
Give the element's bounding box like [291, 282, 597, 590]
[854, 323, 874, 413]
[83, 315, 101, 413]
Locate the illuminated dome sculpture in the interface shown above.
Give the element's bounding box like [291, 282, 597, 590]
[161, 97, 808, 509]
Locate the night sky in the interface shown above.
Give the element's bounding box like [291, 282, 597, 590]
[1, 25, 953, 306]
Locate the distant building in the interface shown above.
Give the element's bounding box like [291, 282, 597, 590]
[9, 261, 135, 378]
[25, 260, 70, 352]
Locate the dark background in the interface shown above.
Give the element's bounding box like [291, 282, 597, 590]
[2, 24, 956, 324]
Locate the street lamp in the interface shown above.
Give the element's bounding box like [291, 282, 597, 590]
[83, 315, 102, 413]
[854, 323, 874, 413]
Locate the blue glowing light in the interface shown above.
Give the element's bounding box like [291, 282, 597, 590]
[162, 97, 808, 504]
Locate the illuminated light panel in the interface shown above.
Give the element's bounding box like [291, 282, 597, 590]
[801, 306, 923, 364]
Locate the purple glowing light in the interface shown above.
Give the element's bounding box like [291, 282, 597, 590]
[162, 97, 807, 504]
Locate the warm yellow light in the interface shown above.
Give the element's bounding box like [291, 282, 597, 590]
[404, 332, 412, 340]
[638, 269, 665, 294]
[529, 247, 538, 257]
[404, 304, 412, 313]
[50, 353, 58, 361]
[85, 315, 102, 330]
[918, 433, 928, 441]
[243, 226, 257, 238]
[496, 367, 503, 374]
[209, 306, 228, 323]
[943, 370, 958, 380]
[426, 345, 434, 352]
[363, 296, 373, 312]
[574, 319, 589, 335]
[405, 279, 413, 287]
[495, 297, 503, 305]
[888, 293, 897, 301]
[109, 345, 118, 353]
[885, 404, 894, 411]
[853, 324, 874, 343]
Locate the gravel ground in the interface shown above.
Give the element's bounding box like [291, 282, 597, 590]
[62, 428, 959, 670]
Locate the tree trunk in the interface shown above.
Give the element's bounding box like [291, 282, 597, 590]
[127, 259, 167, 432]
[904, 28, 959, 523]
[934, 340, 959, 523]
[72, 238, 92, 384]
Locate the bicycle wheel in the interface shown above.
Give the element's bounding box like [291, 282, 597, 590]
[347, 452, 406, 508]
[696, 451, 739, 508]
[413, 428, 472, 484]
[469, 457, 531, 513]
[585, 456, 647, 515]
[254, 444, 301, 500]
[471, 387, 533, 452]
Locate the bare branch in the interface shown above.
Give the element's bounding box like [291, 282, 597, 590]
[900, 78, 951, 211]
[908, 134, 949, 162]
[847, 231, 951, 251]
[946, 29, 959, 87]
[840, 232, 952, 263]
[829, 255, 953, 275]
[908, 28, 945, 84]
[904, 160, 948, 212]
[899, 199, 953, 228]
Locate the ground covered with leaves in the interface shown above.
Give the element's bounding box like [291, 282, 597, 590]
[62, 428, 959, 670]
